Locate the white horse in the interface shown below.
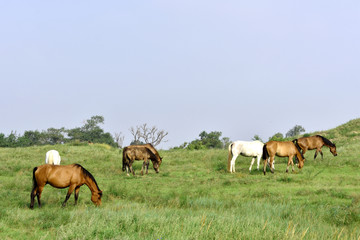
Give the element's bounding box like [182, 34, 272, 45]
[228, 140, 265, 173]
[45, 150, 61, 165]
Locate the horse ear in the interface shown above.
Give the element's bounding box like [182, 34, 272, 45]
[99, 191, 103, 196]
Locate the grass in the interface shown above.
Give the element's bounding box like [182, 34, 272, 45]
[1, 119, 360, 239]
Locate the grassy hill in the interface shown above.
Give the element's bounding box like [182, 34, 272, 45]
[1, 119, 360, 239]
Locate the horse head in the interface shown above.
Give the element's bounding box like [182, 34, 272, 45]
[91, 190, 103, 206]
[152, 157, 162, 173]
[329, 145, 337, 156]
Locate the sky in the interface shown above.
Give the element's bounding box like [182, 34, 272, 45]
[1, 1, 359, 149]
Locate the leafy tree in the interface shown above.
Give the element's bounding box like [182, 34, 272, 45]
[222, 137, 231, 149]
[43, 128, 65, 145]
[286, 125, 305, 138]
[269, 132, 284, 141]
[252, 134, 263, 142]
[199, 131, 223, 149]
[187, 139, 206, 150]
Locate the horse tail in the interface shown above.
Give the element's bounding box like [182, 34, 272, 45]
[262, 144, 269, 160]
[32, 167, 38, 189]
[122, 148, 126, 171]
[227, 143, 234, 172]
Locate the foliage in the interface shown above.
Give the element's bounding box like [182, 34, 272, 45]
[269, 132, 284, 141]
[183, 131, 228, 150]
[285, 125, 305, 138]
[252, 134, 263, 142]
[0, 115, 117, 148]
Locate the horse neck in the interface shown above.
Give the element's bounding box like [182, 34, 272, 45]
[295, 148, 304, 161]
[84, 175, 99, 194]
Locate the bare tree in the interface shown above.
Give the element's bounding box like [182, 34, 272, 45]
[130, 123, 168, 146]
[114, 132, 125, 149]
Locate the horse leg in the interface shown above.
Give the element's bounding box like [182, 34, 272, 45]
[249, 157, 256, 172]
[141, 161, 146, 175]
[74, 186, 81, 205]
[230, 155, 237, 173]
[269, 156, 275, 173]
[286, 156, 295, 173]
[319, 149, 324, 159]
[30, 186, 38, 209]
[35, 185, 45, 208]
[314, 150, 318, 160]
[256, 155, 261, 171]
[129, 161, 135, 176]
[62, 185, 76, 207]
[263, 157, 269, 175]
[146, 161, 150, 174]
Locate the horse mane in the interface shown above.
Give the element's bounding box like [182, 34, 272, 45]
[144, 143, 162, 160]
[74, 164, 101, 192]
[316, 135, 336, 147]
[292, 139, 305, 159]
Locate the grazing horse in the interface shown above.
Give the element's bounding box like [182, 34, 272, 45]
[227, 140, 264, 172]
[296, 135, 337, 159]
[122, 144, 162, 176]
[262, 140, 305, 175]
[45, 150, 61, 165]
[30, 164, 102, 209]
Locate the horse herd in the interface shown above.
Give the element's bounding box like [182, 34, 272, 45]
[29, 135, 337, 209]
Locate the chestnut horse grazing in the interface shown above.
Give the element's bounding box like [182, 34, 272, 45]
[296, 135, 337, 160]
[30, 164, 102, 209]
[227, 140, 264, 172]
[262, 140, 305, 175]
[45, 150, 61, 165]
[122, 144, 162, 176]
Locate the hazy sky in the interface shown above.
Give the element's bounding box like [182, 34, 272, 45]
[1, 1, 359, 149]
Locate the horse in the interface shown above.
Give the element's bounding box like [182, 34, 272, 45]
[296, 135, 337, 159]
[30, 164, 102, 209]
[45, 150, 61, 165]
[122, 144, 162, 176]
[227, 140, 265, 172]
[262, 140, 305, 175]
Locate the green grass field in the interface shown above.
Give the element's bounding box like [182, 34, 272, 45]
[1, 120, 360, 239]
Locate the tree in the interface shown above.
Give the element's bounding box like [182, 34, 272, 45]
[199, 131, 223, 149]
[252, 134, 263, 142]
[66, 115, 116, 147]
[286, 125, 305, 138]
[114, 132, 125, 149]
[222, 137, 231, 149]
[269, 132, 284, 141]
[129, 123, 168, 146]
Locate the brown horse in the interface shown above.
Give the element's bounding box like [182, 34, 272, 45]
[296, 135, 337, 160]
[122, 144, 162, 176]
[262, 140, 305, 175]
[30, 164, 102, 209]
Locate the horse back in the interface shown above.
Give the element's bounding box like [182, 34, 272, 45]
[232, 140, 263, 156]
[34, 164, 82, 188]
[266, 141, 297, 157]
[298, 136, 323, 150]
[123, 146, 155, 162]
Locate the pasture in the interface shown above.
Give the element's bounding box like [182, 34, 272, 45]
[1, 121, 360, 239]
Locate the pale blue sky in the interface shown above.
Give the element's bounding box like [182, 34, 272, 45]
[1, 1, 359, 149]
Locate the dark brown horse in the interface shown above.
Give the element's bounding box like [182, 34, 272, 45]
[122, 144, 162, 176]
[262, 140, 305, 175]
[296, 135, 337, 160]
[30, 164, 102, 209]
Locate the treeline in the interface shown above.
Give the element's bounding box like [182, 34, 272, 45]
[173, 125, 306, 150]
[0, 116, 117, 148]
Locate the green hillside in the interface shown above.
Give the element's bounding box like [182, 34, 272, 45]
[0, 120, 359, 239]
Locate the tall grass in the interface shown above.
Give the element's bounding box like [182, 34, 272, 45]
[1, 120, 360, 239]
